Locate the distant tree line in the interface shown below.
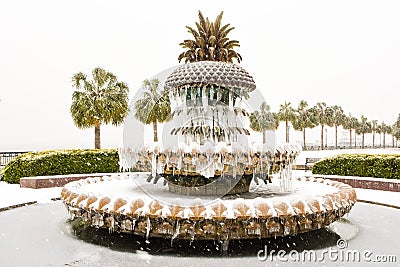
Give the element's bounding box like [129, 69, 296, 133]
[250, 100, 400, 150]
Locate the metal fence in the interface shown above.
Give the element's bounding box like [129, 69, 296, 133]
[0, 152, 30, 167]
[304, 145, 388, 151]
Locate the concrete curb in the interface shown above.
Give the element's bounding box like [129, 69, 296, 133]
[20, 173, 115, 189]
[357, 199, 400, 210]
[0, 201, 37, 213]
[313, 174, 400, 192]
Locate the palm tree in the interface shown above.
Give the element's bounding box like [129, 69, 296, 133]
[249, 102, 278, 143]
[392, 114, 400, 147]
[278, 101, 295, 143]
[386, 125, 393, 149]
[343, 114, 358, 148]
[371, 120, 378, 148]
[178, 11, 242, 63]
[134, 79, 171, 143]
[393, 127, 400, 148]
[380, 121, 389, 148]
[387, 125, 393, 148]
[357, 116, 371, 149]
[71, 67, 129, 149]
[391, 126, 396, 148]
[311, 102, 333, 150]
[331, 105, 346, 149]
[376, 123, 382, 147]
[292, 100, 316, 150]
[353, 118, 361, 147]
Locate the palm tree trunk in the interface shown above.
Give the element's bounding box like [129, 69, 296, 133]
[372, 131, 375, 148]
[321, 124, 324, 150]
[349, 129, 352, 148]
[153, 120, 158, 142]
[303, 128, 306, 150]
[354, 132, 357, 147]
[392, 135, 395, 148]
[362, 133, 365, 149]
[262, 130, 267, 144]
[285, 120, 289, 143]
[335, 125, 338, 149]
[383, 133, 386, 148]
[94, 123, 101, 149]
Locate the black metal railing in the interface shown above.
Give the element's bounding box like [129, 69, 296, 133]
[303, 145, 394, 151]
[0, 152, 30, 167]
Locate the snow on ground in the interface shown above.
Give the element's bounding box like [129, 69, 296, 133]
[1, 179, 399, 211]
[354, 188, 400, 207]
[1, 149, 400, 210]
[0, 182, 61, 209]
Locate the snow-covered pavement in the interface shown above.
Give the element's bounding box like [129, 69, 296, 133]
[1, 148, 399, 210]
[353, 188, 400, 207]
[0, 181, 61, 209]
[1, 179, 399, 210]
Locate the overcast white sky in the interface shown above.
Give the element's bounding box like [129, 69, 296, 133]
[1, 0, 399, 150]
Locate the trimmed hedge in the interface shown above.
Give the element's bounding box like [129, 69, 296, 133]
[312, 154, 400, 179]
[0, 149, 120, 184]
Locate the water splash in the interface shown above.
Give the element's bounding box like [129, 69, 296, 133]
[171, 221, 180, 247]
[145, 217, 151, 241]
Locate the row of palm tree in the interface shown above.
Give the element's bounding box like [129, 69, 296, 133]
[250, 100, 400, 150]
[69, 68, 400, 151]
[69, 12, 400, 151]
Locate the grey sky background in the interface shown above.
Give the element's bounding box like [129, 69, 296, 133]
[1, 0, 399, 150]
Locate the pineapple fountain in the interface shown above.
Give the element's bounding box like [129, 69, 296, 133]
[61, 60, 356, 245]
[61, 11, 356, 249]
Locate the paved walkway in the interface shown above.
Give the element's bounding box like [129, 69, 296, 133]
[0, 181, 61, 209]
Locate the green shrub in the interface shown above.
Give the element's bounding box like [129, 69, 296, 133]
[312, 154, 400, 179]
[0, 149, 120, 184]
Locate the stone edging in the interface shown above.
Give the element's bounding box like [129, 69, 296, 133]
[312, 174, 400, 192]
[357, 199, 400, 210]
[0, 201, 37, 213]
[20, 173, 114, 189]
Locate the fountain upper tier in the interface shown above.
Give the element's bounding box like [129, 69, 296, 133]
[164, 61, 256, 93]
[121, 61, 299, 194]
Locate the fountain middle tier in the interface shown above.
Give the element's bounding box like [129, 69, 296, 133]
[119, 143, 301, 195]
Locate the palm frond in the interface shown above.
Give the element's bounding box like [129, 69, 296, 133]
[178, 11, 242, 63]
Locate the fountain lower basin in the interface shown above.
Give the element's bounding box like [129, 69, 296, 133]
[61, 173, 356, 240]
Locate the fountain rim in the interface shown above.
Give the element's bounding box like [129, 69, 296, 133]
[61, 174, 357, 239]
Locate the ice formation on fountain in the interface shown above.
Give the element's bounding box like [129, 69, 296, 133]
[119, 61, 301, 195]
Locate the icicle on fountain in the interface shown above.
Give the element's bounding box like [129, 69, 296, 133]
[61, 61, 356, 244]
[118, 61, 300, 195]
